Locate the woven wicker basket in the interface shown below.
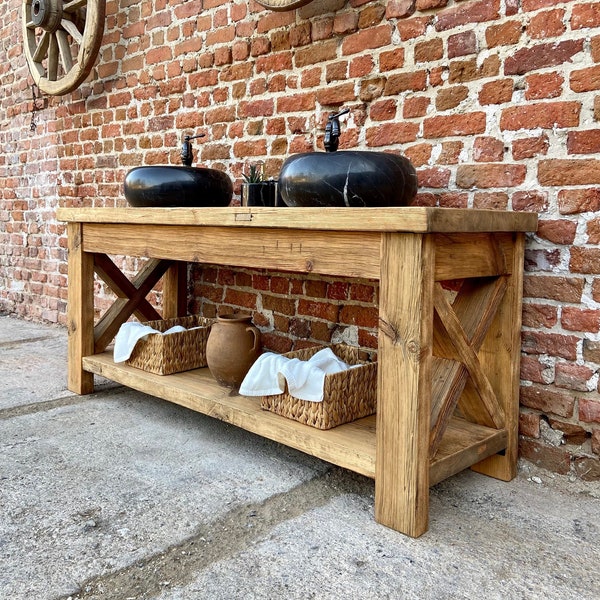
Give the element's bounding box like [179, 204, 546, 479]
[125, 315, 213, 375]
[260, 344, 377, 430]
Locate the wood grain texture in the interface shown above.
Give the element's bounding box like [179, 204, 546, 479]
[57, 206, 538, 233]
[82, 353, 507, 487]
[93, 254, 165, 319]
[429, 275, 510, 455]
[61, 212, 533, 537]
[470, 233, 526, 481]
[92, 256, 170, 353]
[433, 283, 505, 429]
[433, 232, 512, 280]
[66, 222, 95, 394]
[430, 418, 507, 485]
[375, 232, 434, 537]
[83, 353, 377, 478]
[162, 261, 188, 319]
[23, 0, 105, 96]
[82, 224, 382, 279]
[429, 356, 469, 454]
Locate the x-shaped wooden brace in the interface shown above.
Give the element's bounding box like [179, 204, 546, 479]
[92, 254, 174, 354]
[429, 276, 508, 457]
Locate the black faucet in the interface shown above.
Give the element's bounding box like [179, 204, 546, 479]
[181, 133, 205, 166]
[323, 108, 350, 153]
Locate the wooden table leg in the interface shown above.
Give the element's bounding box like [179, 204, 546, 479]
[375, 232, 435, 537]
[471, 233, 525, 481]
[67, 222, 95, 394]
[162, 261, 188, 319]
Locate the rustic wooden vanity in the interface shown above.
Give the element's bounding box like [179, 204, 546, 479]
[57, 206, 537, 538]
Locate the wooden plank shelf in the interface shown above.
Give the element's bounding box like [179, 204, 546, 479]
[83, 352, 507, 486]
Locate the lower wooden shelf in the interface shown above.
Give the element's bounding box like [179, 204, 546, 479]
[83, 352, 508, 486]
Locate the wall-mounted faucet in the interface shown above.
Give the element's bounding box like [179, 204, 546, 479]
[181, 133, 206, 167]
[323, 108, 350, 153]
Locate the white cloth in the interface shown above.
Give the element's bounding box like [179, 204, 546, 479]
[239, 348, 355, 402]
[113, 322, 187, 363]
[238, 352, 290, 397]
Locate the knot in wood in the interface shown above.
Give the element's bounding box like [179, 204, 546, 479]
[406, 339, 420, 356]
[379, 317, 400, 344]
[67, 319, 77, 335]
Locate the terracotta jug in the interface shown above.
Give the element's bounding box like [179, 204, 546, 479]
[206, 313, 261, 388]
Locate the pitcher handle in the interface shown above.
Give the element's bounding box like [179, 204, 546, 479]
[246, 326, 261, 354]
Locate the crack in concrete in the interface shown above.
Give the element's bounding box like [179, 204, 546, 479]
[53, 469, 361, 600]
[0, 387, 125, 420]
[0, 334, 59, 349]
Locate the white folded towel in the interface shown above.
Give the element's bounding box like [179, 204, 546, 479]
[238, 352, 290, 397]
[239, 347, 355, 402]
[113, 322, 187, 363]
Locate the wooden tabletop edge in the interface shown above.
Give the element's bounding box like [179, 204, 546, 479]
[56, 206, 538, 232]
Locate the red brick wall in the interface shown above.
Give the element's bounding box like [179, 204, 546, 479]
[189, 265, 379, 355]
[2, 0, 600, 479]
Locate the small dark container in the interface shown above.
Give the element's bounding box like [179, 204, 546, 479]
[278, 151, 418, 208]
[241, 181, 280, 207]
[124, 166, 233, 207]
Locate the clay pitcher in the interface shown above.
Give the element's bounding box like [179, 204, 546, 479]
[206, 313, 261, 388]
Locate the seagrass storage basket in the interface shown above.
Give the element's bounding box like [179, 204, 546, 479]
[260, 344, 377, 430]
[125, 315, 213, 375]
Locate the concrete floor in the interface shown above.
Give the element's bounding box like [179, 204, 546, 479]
[1, 314, 599, 600]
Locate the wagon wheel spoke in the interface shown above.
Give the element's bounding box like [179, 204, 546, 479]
[22, 0, 105, 96]
[63, 0, 87, 11]
[56, 29, 73, 72]
[31, 30, 49, 63]
[60, 16, 83, 44]
[47, 33, 58, 81]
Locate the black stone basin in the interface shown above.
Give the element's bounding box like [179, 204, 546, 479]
[278, 151, 418, 208]
[124, 166, 233, 207]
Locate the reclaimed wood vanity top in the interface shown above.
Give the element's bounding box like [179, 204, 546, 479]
[57, 206, 538, 233]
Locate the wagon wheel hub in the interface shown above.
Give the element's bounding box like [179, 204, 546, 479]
[30, 0, 62, 31]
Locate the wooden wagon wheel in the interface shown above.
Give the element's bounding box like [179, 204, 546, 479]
[255, 0, 314, 11]
[22, 0, 105, 96]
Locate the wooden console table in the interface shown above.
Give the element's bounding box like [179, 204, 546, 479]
[57, 206, 537, 538]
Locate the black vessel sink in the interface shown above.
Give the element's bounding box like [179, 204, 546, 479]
[124, 166, 233, 207]
[278, 151, 417, 208]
